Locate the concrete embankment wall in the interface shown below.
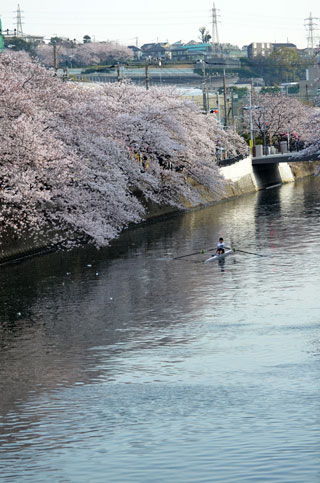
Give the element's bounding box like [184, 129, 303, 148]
[144, 157, 319, 220]
[220, 156, 259, 194]
[0, 229, 59, 266]
[0, 158, 318, 264]
[220, 157, 319, 192]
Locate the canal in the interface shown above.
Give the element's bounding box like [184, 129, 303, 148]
[1, 177, 320, 482]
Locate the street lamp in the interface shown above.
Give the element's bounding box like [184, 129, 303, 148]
[243, 103, 261, 154]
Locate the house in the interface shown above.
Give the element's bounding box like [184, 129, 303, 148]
[140, 43, 171, 60]
[272, 42, 297, 51]
[128, 45, 142, 60]
[247, 42, 297, 58]
[247, 42, 273, 58]
[170, 43, 212, 61]
[140, 42, 170, 50]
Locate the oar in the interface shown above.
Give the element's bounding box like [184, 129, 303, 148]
[229, 247, 265, 257]
[173, 247, 216, 260]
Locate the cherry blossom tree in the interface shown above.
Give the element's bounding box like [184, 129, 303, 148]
[0, 52, 248, 249]
[243, 93, 311, 145]
[75, 41, 133, 65]
[294, 107, 320, 158]
[35, 41, 133, 68]
[0, 53, 135, 247]
[34, 43, 67, 68]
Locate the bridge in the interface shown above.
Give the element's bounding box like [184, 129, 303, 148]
[252, 151, 320, 189]
[252, 152, 320, 165]
[219, 150, 320, 191]
[218, 150, 320, 169]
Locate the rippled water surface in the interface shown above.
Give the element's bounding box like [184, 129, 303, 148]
[1, 178, 320, 482]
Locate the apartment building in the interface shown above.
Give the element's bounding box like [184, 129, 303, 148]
[247, 42, 273, 58]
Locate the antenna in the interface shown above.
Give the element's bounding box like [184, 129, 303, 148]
[211, 3, 220, 46]
[15, 4, 23, 37]
[304, 12, 319, 56]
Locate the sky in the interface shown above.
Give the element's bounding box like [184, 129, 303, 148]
[1, 0, 319, 49]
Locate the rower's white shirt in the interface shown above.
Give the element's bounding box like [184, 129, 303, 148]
[217, 241, 225, 248]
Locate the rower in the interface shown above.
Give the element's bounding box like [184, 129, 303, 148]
[216, 237, 225, 254]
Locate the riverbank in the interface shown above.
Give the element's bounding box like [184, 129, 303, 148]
[144, 157, 319, 219]
[0, 158, 318, 265]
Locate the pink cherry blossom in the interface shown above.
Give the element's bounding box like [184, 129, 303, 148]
[243, 93, 312, 143]
[0, 52, 248, 249]
[35, 41, 133, 68]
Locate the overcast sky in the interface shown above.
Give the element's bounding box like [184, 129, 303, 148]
[1, 0, 319, 48]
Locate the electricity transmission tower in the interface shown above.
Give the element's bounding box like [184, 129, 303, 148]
[15, 4, 24, 37]
[211, 3, 220, 46]
[304, 12, 319, 57]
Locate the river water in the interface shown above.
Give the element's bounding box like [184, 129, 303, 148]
[1, 177, 320, 482]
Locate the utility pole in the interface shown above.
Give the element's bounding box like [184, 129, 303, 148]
[158, 59, 162, 85]
[201, 59, 208, 113]
[202, 59, 240, 120]
[117, 63, 121, 82]
[263, 113, 267, 154]
[249, 80, 254, 151]
[216, 92, 221, 122]
[251, 78, 255, 106]
[53, 42, 58, 71]
[223, 69, 227, 126]
[305, 68, 310, 104]
[145, 60, 150, 90]
[231, 92, 235, 130]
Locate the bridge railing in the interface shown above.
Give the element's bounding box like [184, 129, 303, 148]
[216, 153, 247, 167]
[253, 141, 306, 159]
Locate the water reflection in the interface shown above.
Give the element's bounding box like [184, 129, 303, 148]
[1, 179, 319, 408]
[1, 177, 320, 482]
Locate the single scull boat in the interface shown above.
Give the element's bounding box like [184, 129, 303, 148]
[204, 249, 234, 264]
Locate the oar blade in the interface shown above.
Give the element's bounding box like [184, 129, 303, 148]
[232, 247, 265, 257]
